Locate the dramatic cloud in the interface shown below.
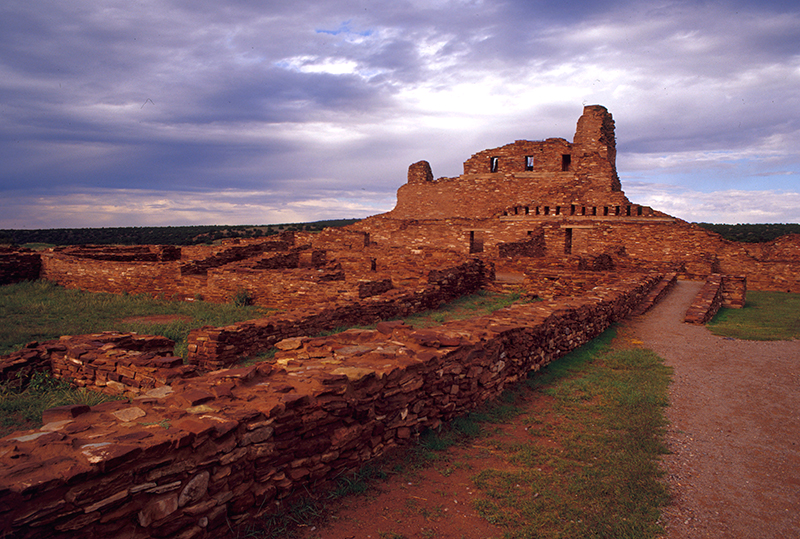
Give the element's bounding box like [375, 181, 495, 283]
[1, 0, 799, 228]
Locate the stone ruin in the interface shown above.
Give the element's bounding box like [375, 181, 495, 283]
[0, 105, 796, 538]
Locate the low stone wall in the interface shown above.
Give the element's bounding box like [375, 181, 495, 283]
[0, 272, 662, 539]
[684, 274, 747, 325]
[58, 245, 182, 262]
[0, 333, 197, 396]
[40, 254, 183, 297]
[0, 249, 42, 285]
[187, 258, 490, 371]
[179, 240, 293, 276]
[629, 273, 677, 317]
[721, 275, 747, 308]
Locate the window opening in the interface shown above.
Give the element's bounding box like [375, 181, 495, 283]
[490, 157, 499, 172]
[561, 154, 571, 171]
[570, 204, 576, 215]
[555, 206, 561, 215]
[637, 205, 643, 216]
[564, 228, 573, 255]
[603, 206, 609, 216]
[544, 206, 550, 215]
[525, 156, 534, 171]
[469, 231, 484, 254]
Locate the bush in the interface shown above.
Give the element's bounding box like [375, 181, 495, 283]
[232, 287, 254, 307]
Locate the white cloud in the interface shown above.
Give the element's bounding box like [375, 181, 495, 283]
[624, 183, 800, 224]
[2, 0, 800, 227]
[0, 188, 394, 229]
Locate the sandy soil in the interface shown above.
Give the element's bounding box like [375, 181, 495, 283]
[297, 281, 800, 539]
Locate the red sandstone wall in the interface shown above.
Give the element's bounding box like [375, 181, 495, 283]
[389, 105, 628, 220]
[684, 274, 726, 324]
[40, 253, 183, 297]
[0, 249, 41, 285]
[187, 258, 491, 370]
[0, 333, 196, 396]
[0, 273, 662, 539]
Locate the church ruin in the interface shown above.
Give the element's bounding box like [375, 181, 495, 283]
[0, 105, 798, 539]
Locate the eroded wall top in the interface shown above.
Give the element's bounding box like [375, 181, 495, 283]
[389, 105, 629, 220]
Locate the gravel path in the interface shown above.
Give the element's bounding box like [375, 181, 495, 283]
[620, 280, 800, 539]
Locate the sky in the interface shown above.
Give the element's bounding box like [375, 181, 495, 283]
[1, 0, 799, 229]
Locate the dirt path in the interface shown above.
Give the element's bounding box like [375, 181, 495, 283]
[620, 280, 800, 539]
[299, 281, 800, 539]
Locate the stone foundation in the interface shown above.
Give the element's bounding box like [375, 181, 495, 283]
[186, 258, 490, 371]
[684, 274, 746, 325]
[0, 248, 42, 285]
[0, 273, 662, 539]
[0, 333, 196, 396]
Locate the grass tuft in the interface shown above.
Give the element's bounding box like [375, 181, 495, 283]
[0, 372, 122, 436]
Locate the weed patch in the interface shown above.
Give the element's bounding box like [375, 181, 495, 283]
[0, 372, 121, 436]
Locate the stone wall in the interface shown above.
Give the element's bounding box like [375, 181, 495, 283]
[40, 250, 183, 297]
[0, 248, 41, 285]
[684, 275, 725, 324]
[684, 274, 747, 324]
[721, 275, 747, 308]
[186, 258, 491, 371]
[0, 273, 662, 539]
[179, 240, 292, 276]
[50, 245, 181, 263]
[352, 214, 800, 293]
[629, 273, 678, 317]
[0, 333, 196, 396]
[389, 106, 629, 220]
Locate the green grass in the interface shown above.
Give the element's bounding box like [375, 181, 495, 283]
[0, 280, 272, 357]
[472, 330, 672, 539]
[240, 329, 671, 539]
[311, 290, 523, 340]
[708, 290, 800, 340]
[399, 290, 522, 329]
[0, 372, 122, 437]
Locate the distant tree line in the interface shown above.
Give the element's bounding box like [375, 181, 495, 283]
[0, 219, 361, 247]
[695, 223, 800, 243]
[6, 220, 794, 247]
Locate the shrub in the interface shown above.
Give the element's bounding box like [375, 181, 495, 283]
[232, 287, 254, 307]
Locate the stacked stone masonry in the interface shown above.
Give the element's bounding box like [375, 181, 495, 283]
[186, 258, 490, 371]
[684, 274, 746, 325]
[0, 248, 42, 285]
[0, 273, 662, 539]
[2, 103, 799, 538]
[0, 334, 197, 396]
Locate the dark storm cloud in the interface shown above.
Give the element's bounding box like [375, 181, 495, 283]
[1, 0, 799, 227]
